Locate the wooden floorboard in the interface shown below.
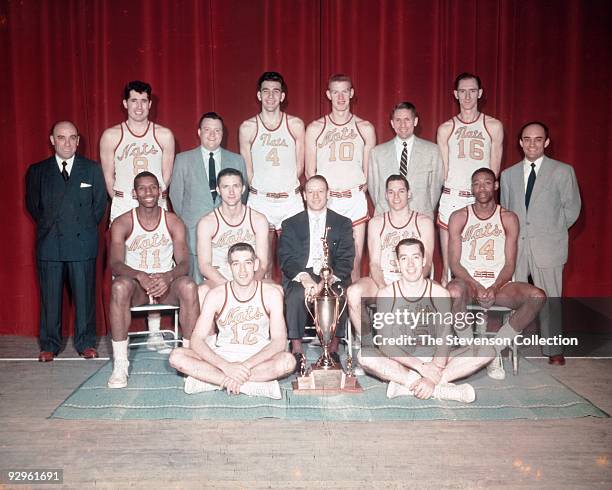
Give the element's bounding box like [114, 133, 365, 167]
[0, 336, 610, 489]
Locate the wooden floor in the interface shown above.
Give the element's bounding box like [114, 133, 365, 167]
[0, 336, 610, 489]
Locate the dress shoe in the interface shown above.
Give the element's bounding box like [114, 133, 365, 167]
[292, 352, 306, 374]
[38, 351, 54, 362]
[79, 347, 99, 359]
[548, 354, 566, 366]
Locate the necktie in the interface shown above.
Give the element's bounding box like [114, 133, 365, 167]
[61, 161, 69, 181]
[208, 152, 217, 202]
[312, 217, 322, 275]
[400, 141, 408, 177]
[525, 162, 536, 210]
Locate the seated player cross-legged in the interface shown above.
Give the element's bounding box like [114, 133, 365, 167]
[359, 238, 494, 403]
[169, 243, 295, 399]
[446, 167, 546, 379]
[107, 172, 200, 388]
[347, 174, 434, 351]
[196, 168, 271, 306]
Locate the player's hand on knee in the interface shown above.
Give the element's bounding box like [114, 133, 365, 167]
[136, 272, 156, 295]
[419, 362, 442, 385]
[148, 273, 171, 298]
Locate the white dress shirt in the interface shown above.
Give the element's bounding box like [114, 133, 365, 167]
[523, 156, 543, 192]
[201, 146, 222, 177]
[55, 155, 75, 176]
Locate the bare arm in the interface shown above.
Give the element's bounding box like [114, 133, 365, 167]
[242, 286, 287, 370]
[190, 287, 231, 364]
[238, 119, 256, 184]
[367, 216, 387, 288]
[359, 120, 377, 185]
[304, 120, 322, 179]
[430, 146, 444, 213]
[156, 125, 175, 190]
[490, 209, 518, 292]
[99, 126, 121, 197]
[288, 116, 305, 179]
[436, 120, 453, 182]
[367, 147, 380, 210]
[487, 117, 504, 177]
[196, 213, 228, 284]
[165, 213, 189, 280]
[417, 214, 435, 278]
[252, 211, 270, 281]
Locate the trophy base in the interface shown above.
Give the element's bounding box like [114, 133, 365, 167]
[292, 364, 363, 395]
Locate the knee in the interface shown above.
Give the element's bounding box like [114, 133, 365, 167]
[177, 277, 198, 302]
[531, 286, 547, 305]
[168, 348, 186, 371]
[347, 284, 361, 306]
[357, 350, 372, 370]
[446, 280, 465, 300]
[111, 277, 134, 303]
[277, 351, 296, 375]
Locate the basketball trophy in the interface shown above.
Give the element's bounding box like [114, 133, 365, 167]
[293, 227, 362, 394]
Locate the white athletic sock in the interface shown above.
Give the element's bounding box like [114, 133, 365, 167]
[495, 322, 518, 354]
[148, 313, 161, 333]
[111, 339, 129, 361]
[182, 339, 190, 349]
[240, 381, 282, 400]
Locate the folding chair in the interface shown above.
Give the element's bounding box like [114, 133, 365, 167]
[127, 303, 182, 348]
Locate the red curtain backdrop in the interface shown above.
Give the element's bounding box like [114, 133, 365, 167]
[1, 0, 610, 336]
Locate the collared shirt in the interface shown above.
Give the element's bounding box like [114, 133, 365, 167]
[55, 155, 75, 176]
[306, 208, 327, 271]
[523, 156, 543, 192]
[201, 146, 222, 178]
[394, 135, 415, 169]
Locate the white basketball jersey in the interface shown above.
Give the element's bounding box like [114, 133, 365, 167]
[445, 113, 492, 191]
[380, 211, 423, 285]
[113, 122, 165, 195]
[250, 113, 299, 193]
[125, 208, 174, 273]
[315, 115, 366, 190]
[210, 207, 257, 281]
[460, 205, 506, 287]
[215, 281, 270, 347]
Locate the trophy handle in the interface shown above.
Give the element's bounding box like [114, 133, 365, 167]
[336, 285, 348, 318]
[304, 295, 316, 322]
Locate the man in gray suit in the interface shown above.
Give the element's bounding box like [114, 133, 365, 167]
[170, 112, 247, 283]
[368, 102, 443, 219]
[500, 121, 581, 365]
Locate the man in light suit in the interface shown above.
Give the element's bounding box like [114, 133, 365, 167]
[26, 121, 107, 361]
[170, 112, 247, 283]
[368, 102, 444, 219]
[500, 121, 581, 365]
[278, 176, 355, 368]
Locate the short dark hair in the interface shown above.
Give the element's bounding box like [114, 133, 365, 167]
[228, 242, 256, 262]
[134, 171, 158, 188]
[303, 175, 329, 192]
[454, 72, 481, 90]
[123, 81, 152, 100]
[328, 73, 352, 88]
[471, 167, 496, 181]
[395, 238, 425, 259]
[198, 111, 224, 129]
[217, 167, 244, 186]
[257, 72, 286, 92]
[385, 174, 410, 191]
[390, 101, 417, 119]
[519, 121, 549, 140]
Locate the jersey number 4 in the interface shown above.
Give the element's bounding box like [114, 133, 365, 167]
[469, 238, 495, 261]
[458, 139, 485, 160]
[265, 148, 281, 166]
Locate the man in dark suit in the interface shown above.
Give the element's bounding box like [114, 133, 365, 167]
[170, 112, 247, 283]
[500, 122, 581, 365]
[25, 121, 107, 361]
[278, 176, 355, 367]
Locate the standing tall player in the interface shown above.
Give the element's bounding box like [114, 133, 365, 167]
[100, 80, 176, 349]
[305, 74, 376, 281]
[447, 168, 546, 379]
[239, 72, 305, 276]
[437, 73, 503, 285]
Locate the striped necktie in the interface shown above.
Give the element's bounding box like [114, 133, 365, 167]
[400, 142, 408, 177]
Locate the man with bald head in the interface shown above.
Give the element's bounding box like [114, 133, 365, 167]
[26, 121, 107, 361]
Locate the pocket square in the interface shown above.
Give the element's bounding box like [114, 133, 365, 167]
[80, 182, 92, 188]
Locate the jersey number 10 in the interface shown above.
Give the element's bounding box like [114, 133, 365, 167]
[328, 141, 354, 162]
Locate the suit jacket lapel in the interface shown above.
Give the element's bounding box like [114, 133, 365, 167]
[407, 137, 423, 180]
